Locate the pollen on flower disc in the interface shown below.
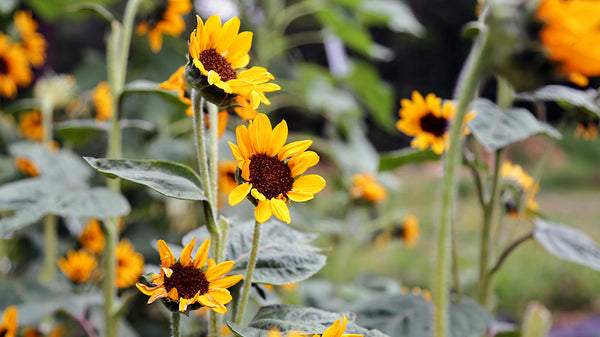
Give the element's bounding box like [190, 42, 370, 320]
[163, 263, 209, 299]
[249, 154, 294, 199]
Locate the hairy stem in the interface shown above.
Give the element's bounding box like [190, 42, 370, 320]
[171, 312, 181, 337]
[235, 220, 262, 325]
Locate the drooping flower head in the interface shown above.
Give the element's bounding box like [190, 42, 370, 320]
[0, 306, 18, 337]
[349, 173, 387, 203]
[396, 91, 474, 155]
[397, 214, 419, 249]
[136, 238, 243, 313]
[58, 249, 98, 283]
[15, 156, 39, 177]
[92, 81, 113, 122]
[536, 0, 600, 84]
[187, 15, 280, 108]
[0, 32, 33, 98]
[79, 219, 105, 255]
[18, 110, 43, 142]
[115, 239, 145, 289]
[574, 121, 598, 140]
[13, 10, 47, 68]
[228, 113, 326, 224]
[500, 161, 539, 217]
[137, 0, 192, 53]
[158, 65, 193, 116]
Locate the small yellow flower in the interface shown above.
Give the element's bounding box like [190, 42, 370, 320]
[116, 239, 145, 289]
[228, 113, 326, 224]
[536, 0, 600, 84]
[14, 10, 47, 68]
[396, 91, 474, 155]
[79, 219, 105, 254]
[349, 173, 387, 203]
[0, 32, 33, 98]
[137, 0, 192, 53]
[0, 306, 17, 337]
[18, 110, 43, 142]
[136, 238, 243, 313]
[401, 215, 419, 249]
[58, 249, 98, 283]
[574, 122, 598, 140]
[93, 81, 113, 122]
[189, 15, 280, 108]
[500, 161, 539, 217]
[15, 156, 39, 176]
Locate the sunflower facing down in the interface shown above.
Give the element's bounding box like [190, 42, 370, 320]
[158, 65, 193, 116]
[575, 121, 598, 140]
[500, 161, 539, 217]
[396, 91, 474, 155]
[18, 110, 43, 141]
[0, 306, 17, 337]
[136, 238, 243, 313]
[0, 32, 33, 98]
[137, 0, 192, 53]
[188, 15, 280, 108]
[228, 113, 326, 224]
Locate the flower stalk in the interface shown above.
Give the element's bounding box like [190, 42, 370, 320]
[171, 312, 181, 337]
[235, 220, 262, 325]
[433, 27, 491, 337]
[39, 95, 56, 283]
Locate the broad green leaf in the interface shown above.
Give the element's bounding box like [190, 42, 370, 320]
[183, 220, 326, 285]
[353, 294, 491, 337]
[84, 157, 207, 201]
[346, 60, 395, 131]
[229, 305, 388, 337]
[10, 142, 92, 182]
[533, 218, 600, 271]
[0, 205, 47, 237]
[48, 187, 130, 218]
[24, 0, 119, 21]
[379, 148, 439, 171]
[17, 293, 102, 326]
[358, 0, 424, 36]
[468, 99, 561, 151]
[315, 8, 378, 58]
[55, 119, 107, 146]
[123, 80, 182, 105]
[0, 178, 65, 210]
[516, 85, 600, 117]
[329, 125, 379, 174]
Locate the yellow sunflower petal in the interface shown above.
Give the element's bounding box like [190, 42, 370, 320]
[251, 113, 272, 154]
[216, 16, 240, 54]
[225, 31, 253, 68]
[180, 237, 196, 267]
[167, 287, 179, 301]
[255, 200, 273, 223]
[287, 191, 314, 202]
[194, 238, 211, 268]
[236, 124, 252, 159]
[229, 182, 252, 206]
[292, 174, 326, 195]
[207, 288, 233, 304]
[179, 298, 190, 312]
[230, 53, 250, 70]
[157, 240, 175, 268]
[278, 140, 312, 160]
[267, 119, 288, 157]
[289, 151, 320, 177]
[209, 274, 244, 289]
[229, 142, 245, 161]
[271, 198, 291, 224]
[205, 260, 235, 282]
[207, 70, 222, 86]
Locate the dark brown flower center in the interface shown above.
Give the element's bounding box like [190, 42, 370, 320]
[419, 113, 448, 138]
[163, 263, 209, 299]
[249, 153, 294, 200]
[0, 328, 7, 337]
[198, 49, 237, 82]
[0, 56, 8, 75]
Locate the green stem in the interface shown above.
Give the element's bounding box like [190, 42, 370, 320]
[171, 312, 181, 337]
[433, 28, 490, 337]
[207, 101, 219, 221]
[235, 220, 262, 325]
[488, 231, 534, 277]
[450, 219, 463, 301]
[476, 149, 503, 307]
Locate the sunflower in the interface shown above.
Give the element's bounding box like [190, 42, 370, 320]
[115, 239, 145, 289]
[14, 10, 47, 68]
[318, 315, 362, 337]
[349, 173, 387, 203]
[58, 249, 98, 283]
[400, 215, 419, 249]
[0, 32, 33, 98]
[188, 15, 280, 107]
[0, 306, 17, 337]
[136, 238, 243, 313]
[158, 65, 193, 116]
[79, 219, 105, 254]
[18, 110, 43, 142]
[574, 122, 598, 140]
[15, 156, 39, 176]
[396, 91, 474, 155]
[92, 81, 113, 122]
[137, 0, 192, 53]
[500, 161, 539, 217]
[228, 113, 326, 224]
[536, 0, 600, 84]
[218, 160, 238, 209]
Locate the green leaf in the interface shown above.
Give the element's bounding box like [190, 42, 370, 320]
[24, 0, 119, 21]
[329, 125, 380, 174]
[183, 220, 326, 285]
[533, 218, 600, 271]
[55, 119, 107, 146]
[17, 293, 103, 326]
[10, 142, 92, 182]
[379, 148, 440, 171]
[48, 187, 130, 218]
[516, 85, 600, 117]
[353, 294, 491, 337]
[315, 8, 376, 58]
[0, 178, 65, 210]
[346, 60, 395, 131]
[84, 157, 207, 201]
[358, 0, 424, 36]
[230, 305, 388, 337]
[122, 80, 183, 105]
[468, 99, 561, 151]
